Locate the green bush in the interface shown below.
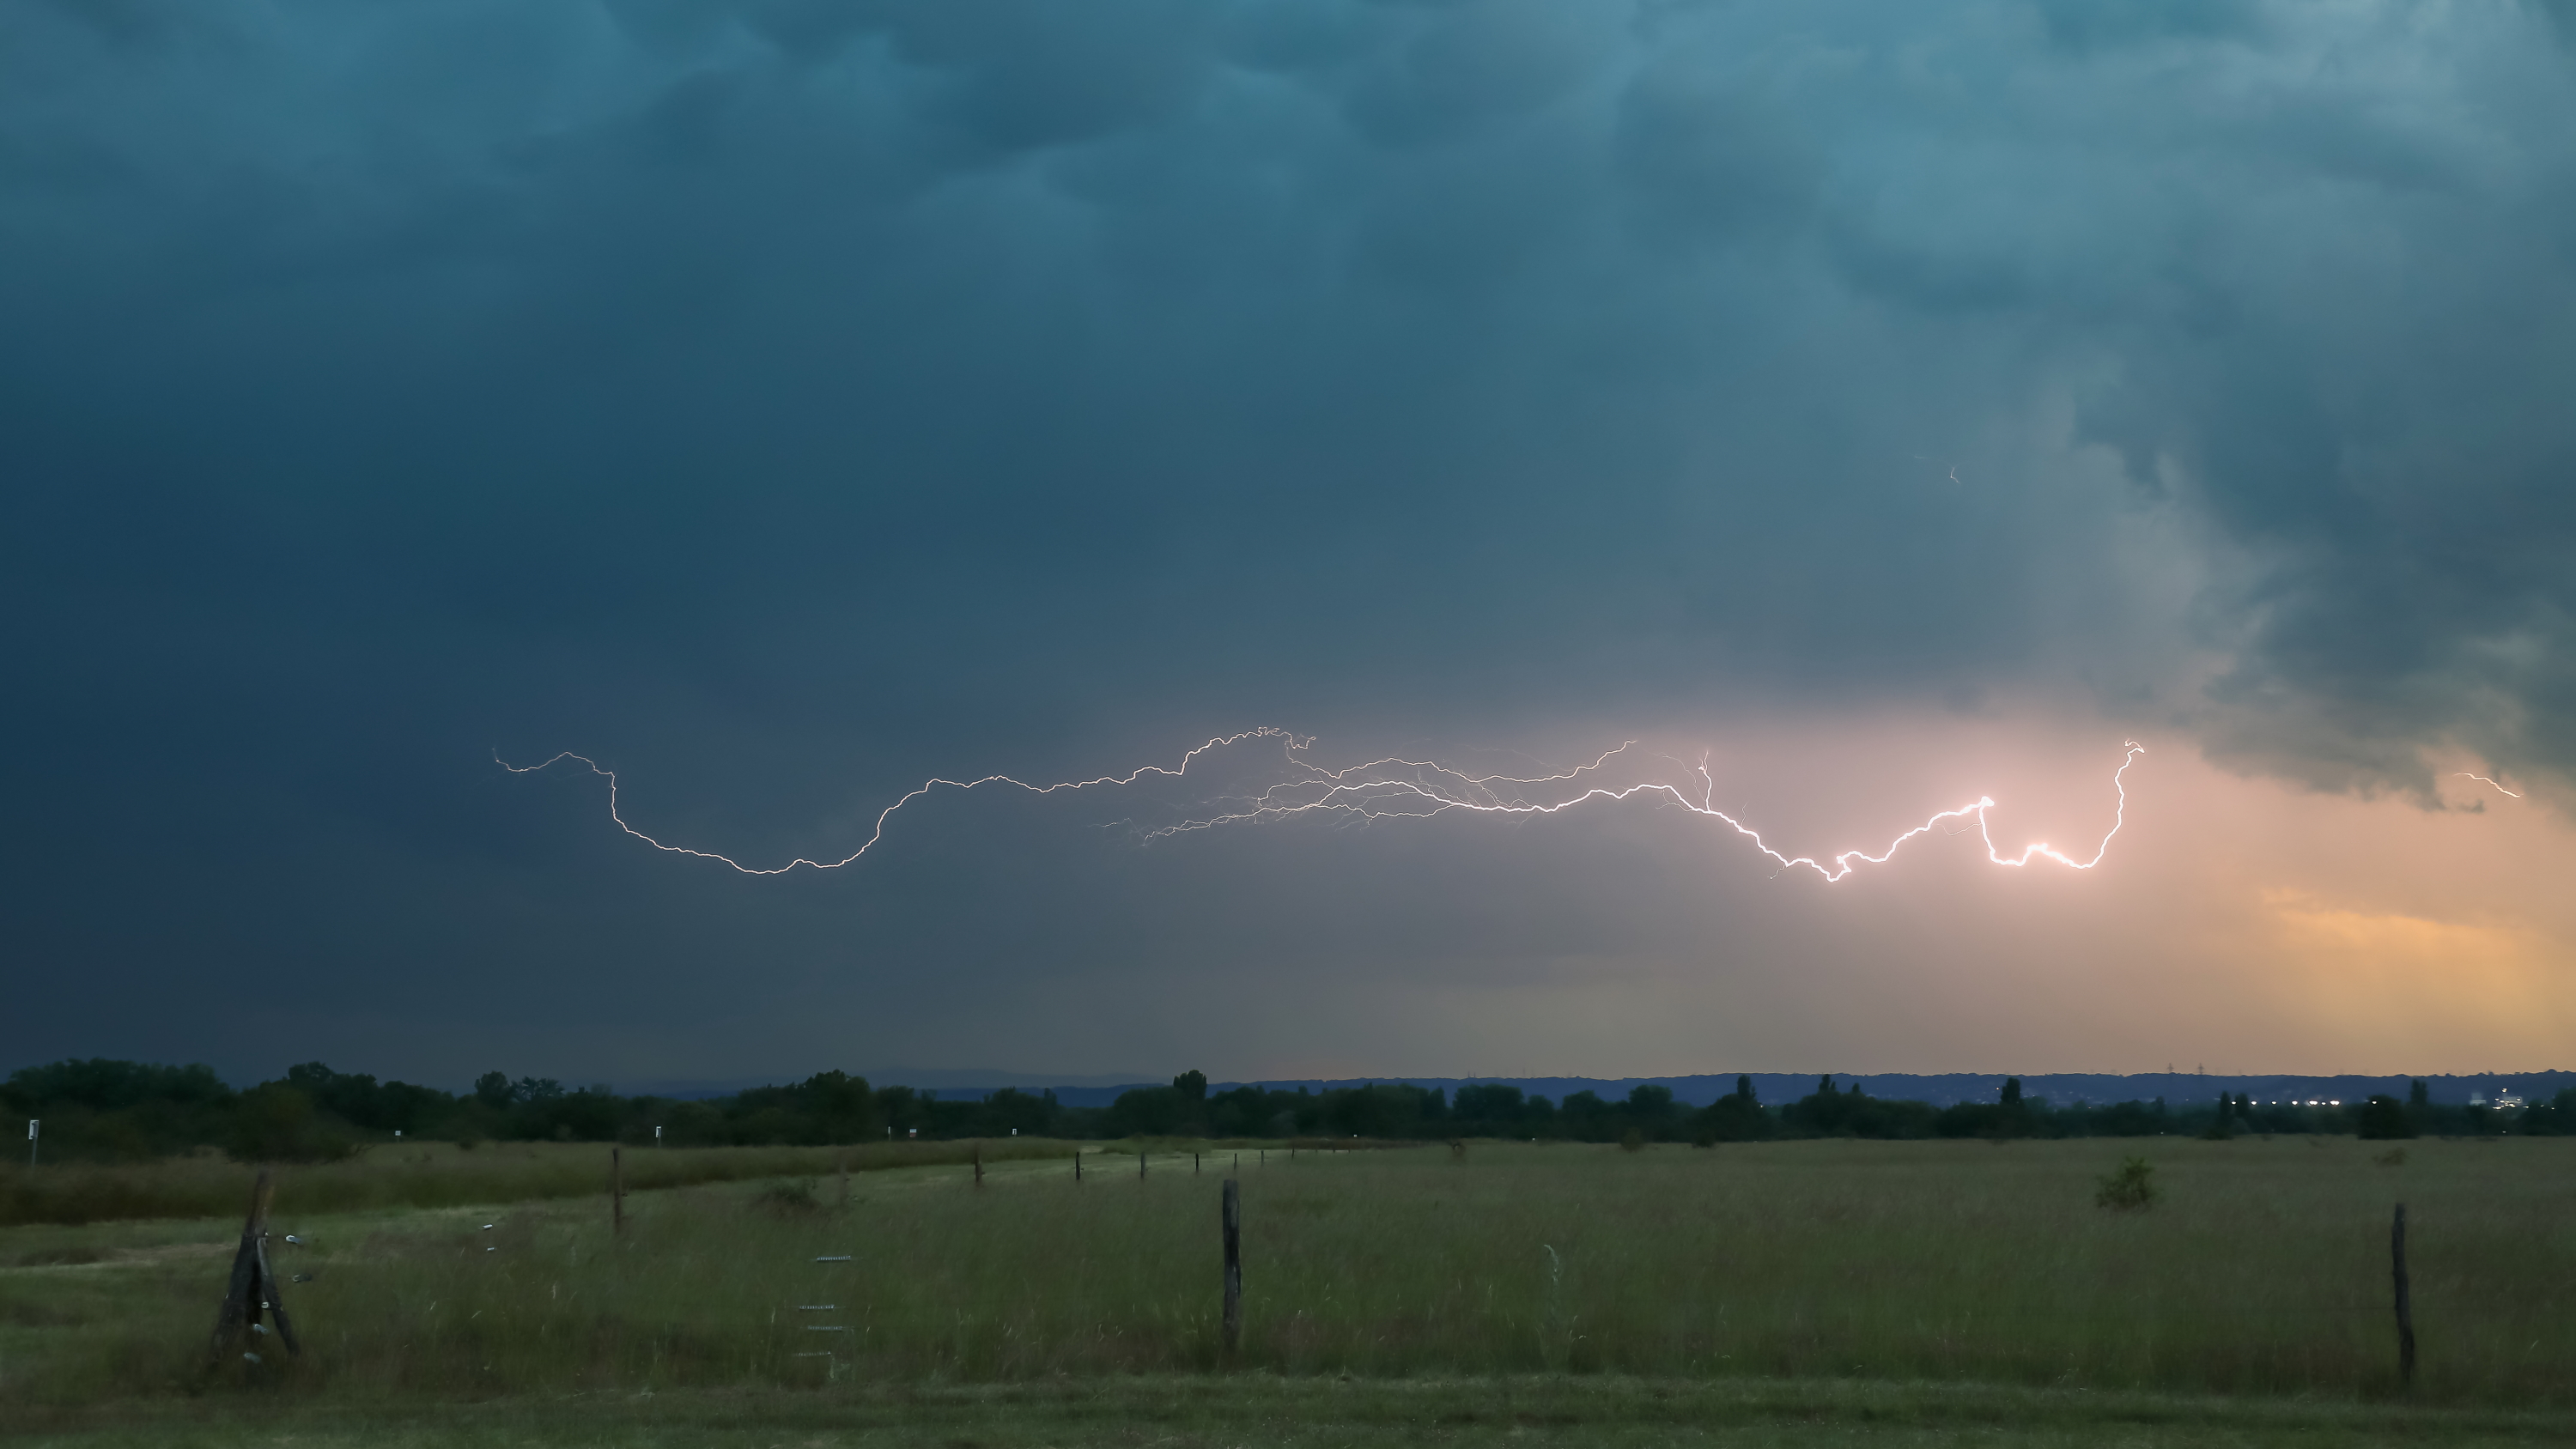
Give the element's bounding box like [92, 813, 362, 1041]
[752, 1176, 823, 1215]
[2094, 1156, 2156, 1210]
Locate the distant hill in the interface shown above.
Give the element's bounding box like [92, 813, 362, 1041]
[620, 1067, 1157, 1100]
[874, 1070, 2576, 1112]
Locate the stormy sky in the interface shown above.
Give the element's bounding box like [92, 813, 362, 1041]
[5, 0, 2573, 1087]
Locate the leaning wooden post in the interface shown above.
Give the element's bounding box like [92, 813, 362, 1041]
[2392, 1203, 2417, 1388]
[611, 1148, 624, 1234]
[1220, 1177, 1242, 1355]
[207, 1168, 299, 1368]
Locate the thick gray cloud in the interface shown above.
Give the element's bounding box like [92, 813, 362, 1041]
[3, 0, 2572, 1079]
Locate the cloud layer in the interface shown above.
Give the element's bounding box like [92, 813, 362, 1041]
[3, 0, 2571, 1079]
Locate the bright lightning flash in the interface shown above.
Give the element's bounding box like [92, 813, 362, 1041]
[496, 728, 1296, 875]
[503, 732, 2145, 885]
[1151, 737, 2146, 882]
[2457, 772, 2521, 799]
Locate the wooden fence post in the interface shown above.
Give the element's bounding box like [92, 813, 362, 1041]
[1221, 1178, 1242, 1355]
[207, 1168, 299, 1369]
[1074, 1150, 1084, 1182]
[2392, 1203, 2416, 1388]
[974, 1143, 984, 1188]
[612, 1148, 623, 1234]
[839, 1153, 849, 1210]
[1194, 1151, 1200, 1174]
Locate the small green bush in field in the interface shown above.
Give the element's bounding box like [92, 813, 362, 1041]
[753, 1177, 823, 1215]
[2094, 1156, 2156, 1210]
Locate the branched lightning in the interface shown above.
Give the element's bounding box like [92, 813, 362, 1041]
[495, 727, 1301, 876]
[1151, 737, 2146, 882]
[503, 731, 2146, 885]
[2456, 772, 2520, 799]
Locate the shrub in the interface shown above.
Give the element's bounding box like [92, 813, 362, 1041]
[752, 1177, 823, 1215]
[2094, 1156, 2157, 1210]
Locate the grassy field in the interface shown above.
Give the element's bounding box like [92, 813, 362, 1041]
[3, 1137, 2569, 1443]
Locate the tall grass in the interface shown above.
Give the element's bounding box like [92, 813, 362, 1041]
[0, 1138, 1074, 1227]
[3, 1137, 2568, 1408]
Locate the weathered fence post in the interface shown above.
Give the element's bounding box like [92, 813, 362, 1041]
[1194, 1151, 1200, 1174]
[1074, 1149, 1084, 1182]
[974, 1143, 984, 1188]
[1139, 1149, 1147, 1179]
[2392, 1203, 2416, 1388]
[1221, 1177, 1242, 1355]
[611, 1148, 623, 1234]
[207, 1168, 299, 1369]
[838, 1153, 849, 1210]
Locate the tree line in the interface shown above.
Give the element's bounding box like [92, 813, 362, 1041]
[4, 1058, 2568, 1163]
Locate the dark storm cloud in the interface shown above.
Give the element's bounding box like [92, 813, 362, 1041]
[3, 0, 2573, 1076]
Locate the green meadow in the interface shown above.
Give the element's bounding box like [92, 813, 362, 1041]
[3, 1137, 2570, 1446]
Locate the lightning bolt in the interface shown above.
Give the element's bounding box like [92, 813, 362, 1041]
[495, 727, 1300, 876]
[1152, 738, 2145, 882]
[2456, 772, 2521, 799]
[504, 732, 2145, 884]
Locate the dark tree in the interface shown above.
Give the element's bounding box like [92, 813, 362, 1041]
[2357, 1094, 2416, 1140]
[1625, 1083, 1678, 1138]
[1694, 1076, 1770, 1143]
